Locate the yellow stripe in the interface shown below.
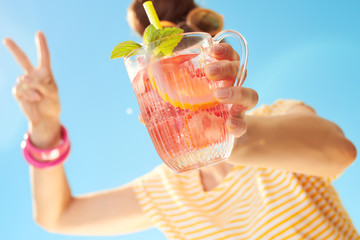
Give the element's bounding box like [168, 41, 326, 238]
[226, 196, 265, 225]
[343, 222, 360, 240]
[311, 220, 333, 239]
[216, 175, 258, 216]
[281, 184, 332, 237]
[255, 193, 310, 239]
[302, 217, 328, 239]
[137, 185, 202, 200]
[191, 183, 312, 239]
[333, 227, 342, 240]
[272, 183, 334, 238]
[142, 202, 184, 239]
[270, 205, 318, 238]
[261, 171, 283, 184]
[184, 198, 265, 238]
[260, 168, 276, 177]
[178, 219, 211, 230]
[348, 230, 360, 240]
[266, 180, 305, 206]
[228, 180, 316, 238]
[263, 175, 296, 197]
[211, 170, 255, 213]
[136, 165, 356, 240]
[283, 212, 322, 239]
[137, 189, 202, 202]
[263, 174, 294, 192]
[144, 201, 210, 220]
[199, 167, 253, 208]
[322, 225, 338, 240]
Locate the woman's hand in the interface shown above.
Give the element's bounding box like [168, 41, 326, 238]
[138, 43, 258, 139]
[205, 43, 258, 138]
[3, 32, 61, 148]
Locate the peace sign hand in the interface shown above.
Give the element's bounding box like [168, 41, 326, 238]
[3, 32, 61, 148]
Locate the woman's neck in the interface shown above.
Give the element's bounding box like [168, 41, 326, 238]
[199, 161, 234, 192]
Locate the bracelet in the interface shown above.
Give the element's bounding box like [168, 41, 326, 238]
[21, 125, 70, 168]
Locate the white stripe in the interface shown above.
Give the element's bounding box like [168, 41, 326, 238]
[220, 182, 261, 218]
[179, 221, 214, 234]
[200, 167, 255, 210]
[260, 177, 302, 205]
[249, 197, 313, 239]
[314, 222, 339, 240]
[139, 193, 205, 207]
[143, 203, 203, 216]
[188, 189, 310, 239]
[260, 171, 288, 187]
[140, 184, 200, 196]
[181, 197, 263, 237]
[260, 172, 294, 195]
[212, 174, 259, 215]
[249, 187, 310, 239]
[283, 211, 336, 240]
[333, 214, 350, 240]
[299, 213, 331, 239]
[184, 225, 224, 239]
[160, 208, 208, 223]
[228, 193, 264, 220]
[344, 221, 359, 240]
[268, 203, 321, 239]
[259, 169, 286, 182]
[175, 215, 212, 228]
[142, 177, 199, 188]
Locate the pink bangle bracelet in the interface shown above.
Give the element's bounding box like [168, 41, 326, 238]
[21, 125, 70, 169]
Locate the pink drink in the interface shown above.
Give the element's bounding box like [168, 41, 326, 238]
[132, 53, 234, 173]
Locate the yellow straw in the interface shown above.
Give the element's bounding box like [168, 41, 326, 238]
[143, 1, 163, 30]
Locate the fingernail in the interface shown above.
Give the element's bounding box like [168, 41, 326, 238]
[229, 118, 239, 128]
[206, 64, 220, 75]
[32, 92, 41, 99]
[232, 105, 245, 113]
[215, 88, 230, 99]
[21, 83, 28, 90]
[213, 45, 225, 55]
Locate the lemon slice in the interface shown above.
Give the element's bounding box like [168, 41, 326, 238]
[148, 53, 218, 110]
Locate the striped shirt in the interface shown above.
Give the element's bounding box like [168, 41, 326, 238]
[133, 99, 359, 240]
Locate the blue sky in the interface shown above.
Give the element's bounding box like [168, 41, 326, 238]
[0, 0, 359, 239]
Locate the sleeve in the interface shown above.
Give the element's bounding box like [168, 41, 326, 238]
[248, 99, 315, 116]
[131, 164, 179, 229]
[131, 165, 164, 226]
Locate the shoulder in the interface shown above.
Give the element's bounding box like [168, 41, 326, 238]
[132, 164, 192, 188]
[248, 99, 316, 116]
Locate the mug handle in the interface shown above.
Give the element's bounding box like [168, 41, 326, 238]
[213, 30, 249, 87]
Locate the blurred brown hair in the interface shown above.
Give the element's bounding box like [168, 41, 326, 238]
[127, 0, 197, 35]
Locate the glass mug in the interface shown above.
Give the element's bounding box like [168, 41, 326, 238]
[124, 30, 248, 173]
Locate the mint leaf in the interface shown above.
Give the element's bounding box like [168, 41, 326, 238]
[110, 25, 184, 59]
[158, 27, 183, 39]
[143, 24, 161, 44]
[143, 25, 184, 56]
[110, 40, 142, 59]
[154, 34, 183, 56]
[152, 27, 184, 57]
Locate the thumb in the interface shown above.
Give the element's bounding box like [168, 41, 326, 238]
[138, 113, 145, 125]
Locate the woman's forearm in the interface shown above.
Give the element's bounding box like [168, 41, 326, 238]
[28, 121, 72, 231]
[228, 114, 357, 177]
[31, 165, 72, 230]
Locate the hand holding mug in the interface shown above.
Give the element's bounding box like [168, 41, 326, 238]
[206, 43, 258, 138]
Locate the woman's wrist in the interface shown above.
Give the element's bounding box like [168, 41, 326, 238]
[22, 125, 71, 168]
[28, 119, 62, 150]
